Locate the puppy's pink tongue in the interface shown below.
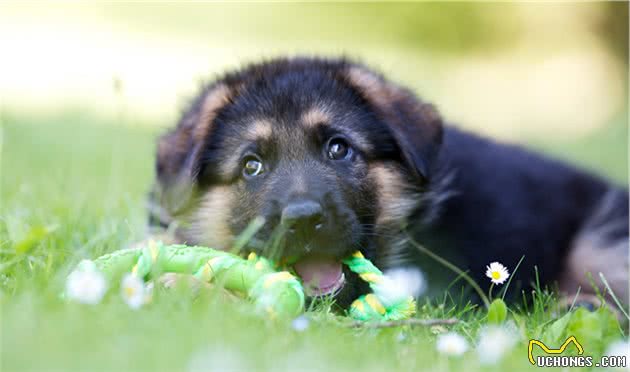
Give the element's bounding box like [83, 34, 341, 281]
[294, 254, 344, 297]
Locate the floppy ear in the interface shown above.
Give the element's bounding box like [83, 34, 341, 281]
[342, 66, 443, 182]
[154, 83, 233, 216]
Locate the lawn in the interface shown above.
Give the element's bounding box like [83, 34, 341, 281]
[0, 111, 627, 371]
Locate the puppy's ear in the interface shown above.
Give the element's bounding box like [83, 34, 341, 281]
[154, 83, 232, 215]
[342, 66, 443, 182]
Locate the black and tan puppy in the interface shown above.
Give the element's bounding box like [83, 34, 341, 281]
[148, 57, 628, 306]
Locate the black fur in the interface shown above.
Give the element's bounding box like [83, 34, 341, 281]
[411, 126, 626, 299]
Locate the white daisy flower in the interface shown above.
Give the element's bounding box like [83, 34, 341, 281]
[291, 315, 310, 332]
[476, 325, 518, 365]
[373, 267, 425, 307]
[436, 332, 469, 357]
[121, 274, 146, 309]
[65, 259, 107, 305]
[485, 262, 510, 285]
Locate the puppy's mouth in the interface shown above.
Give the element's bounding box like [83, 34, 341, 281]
[293, 253, 345, 297]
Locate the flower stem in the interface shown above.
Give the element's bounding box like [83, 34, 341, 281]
[407, 235, 491, 307]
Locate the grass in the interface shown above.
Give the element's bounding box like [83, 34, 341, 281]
[0, 110, 627, 371]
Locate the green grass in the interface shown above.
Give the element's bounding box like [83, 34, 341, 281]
[0, 111, 626, 371]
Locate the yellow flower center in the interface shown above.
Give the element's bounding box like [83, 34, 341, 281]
[125, 286, 136, 297]
[491, 271, 501, 280]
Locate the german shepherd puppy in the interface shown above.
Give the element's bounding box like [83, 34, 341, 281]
[148, 57, 628, 306]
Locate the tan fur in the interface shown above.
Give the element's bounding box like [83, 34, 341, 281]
[215, 142, 258, 180]
[301, 104, 374, 153]
[206, 119, 275, 179]
[193, 84, 232, 142]
[179, 186, 235, 250]
[346, 66, 393, 108]
[156, 83, 233, 187]
[208, 119, 274, 179]
[245, 119, 273, 141]
[368, 162, 417, 226]
[301, 107, 331, 128]
[559, 230, 629, 304]
[347, 66, 441, 127]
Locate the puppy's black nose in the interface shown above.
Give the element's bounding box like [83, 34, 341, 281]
[281, 200, 324, 236]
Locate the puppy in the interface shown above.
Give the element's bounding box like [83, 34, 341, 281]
[148, 57, 628, 306]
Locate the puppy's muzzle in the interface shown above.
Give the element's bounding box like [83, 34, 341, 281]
[280, 200, 324, 238]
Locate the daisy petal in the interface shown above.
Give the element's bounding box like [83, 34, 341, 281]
[121, 274, 146, 309]
[66, 260, 107, 305]
[436, 332, 469, 356]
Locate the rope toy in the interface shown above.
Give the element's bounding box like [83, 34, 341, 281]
[343, 251, 417, 321]
[69, 241, 416, 321]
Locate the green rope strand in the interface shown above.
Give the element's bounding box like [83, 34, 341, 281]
[343, 251, 417, 321]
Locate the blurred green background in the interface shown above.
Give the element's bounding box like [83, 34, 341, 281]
[1, 3, 628, 371]
[1, 2, 628, 183]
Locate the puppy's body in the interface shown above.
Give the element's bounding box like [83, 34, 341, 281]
[149, 57, 628, 305]
[413, 126, 628, 300]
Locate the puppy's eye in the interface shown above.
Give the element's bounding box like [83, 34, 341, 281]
[242, 155, 264, 178]
[326, 137, 352, 160]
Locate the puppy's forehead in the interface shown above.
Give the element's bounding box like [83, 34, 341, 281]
[212, 68, 387, 157]
[235, 104, 373, 154]
[226, 68, 353, 126]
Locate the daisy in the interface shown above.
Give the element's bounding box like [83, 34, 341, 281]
[121, 274, 146, 309]
[476, 325, 518, 365]
[372, 267, 425, 307]
[436, 332, 469, 357]
[291, 315, 310, 332]
[485, 262, 510, 285]
[65, 259, 107, 305]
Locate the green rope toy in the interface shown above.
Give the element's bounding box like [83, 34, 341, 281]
[70, 241, 416, 322]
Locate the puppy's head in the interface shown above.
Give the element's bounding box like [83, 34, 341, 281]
[153, 57, 443, 296]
